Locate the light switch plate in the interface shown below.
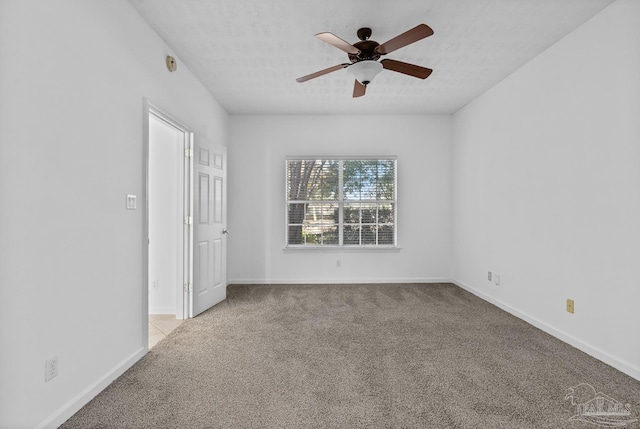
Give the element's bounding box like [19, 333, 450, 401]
[126, 194, 137, 210]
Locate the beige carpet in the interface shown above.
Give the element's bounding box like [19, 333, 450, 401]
[62, 283, 640, 428]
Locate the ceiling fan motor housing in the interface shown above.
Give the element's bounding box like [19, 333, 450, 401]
[349, 40, 381, 62]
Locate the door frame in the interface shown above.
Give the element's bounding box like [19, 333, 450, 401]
[143, 99, 193, 348]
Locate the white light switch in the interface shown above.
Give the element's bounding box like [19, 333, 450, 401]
[126, 194, 137, 210]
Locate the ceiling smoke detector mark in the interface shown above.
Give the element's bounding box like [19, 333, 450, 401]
[166, 55, 177, 72]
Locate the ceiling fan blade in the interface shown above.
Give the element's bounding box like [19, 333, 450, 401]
[353, 80, 366, 98]
[296, 63, 351, 83]
[381, 59, 432, 79]
[315, 32, 361, 55]
[375, 24, 434, 55]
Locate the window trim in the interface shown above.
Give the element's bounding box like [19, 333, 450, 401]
[285, 156, 398, 249]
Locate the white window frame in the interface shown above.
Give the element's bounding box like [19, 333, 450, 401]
[285, 156, 398, 249]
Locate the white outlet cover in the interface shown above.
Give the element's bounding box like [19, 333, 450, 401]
[495, 275, 501, 285]
[45, 356, 58, 382]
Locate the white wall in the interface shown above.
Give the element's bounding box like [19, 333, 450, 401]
[228, 115, 452, 284]
[0, 1, 228, 427]
[451, 0, 640, 380]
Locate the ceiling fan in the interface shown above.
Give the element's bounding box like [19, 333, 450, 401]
[296, 24, 434, 98]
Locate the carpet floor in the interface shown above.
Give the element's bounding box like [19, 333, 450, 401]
[61, 283, 640, 428]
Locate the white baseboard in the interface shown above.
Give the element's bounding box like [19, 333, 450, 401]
[36, 347, 147, 429]
[453, 279, 640, 382]
[228, 277, 452, 285]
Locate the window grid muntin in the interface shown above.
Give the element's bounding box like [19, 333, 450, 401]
[286, 158, 396, 247]
[342, 203, 395, 246]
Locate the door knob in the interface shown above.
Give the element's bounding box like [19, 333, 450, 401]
[222, 228, 228, 234]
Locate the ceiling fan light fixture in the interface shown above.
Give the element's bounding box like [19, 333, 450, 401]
[348, 60, 383, 85]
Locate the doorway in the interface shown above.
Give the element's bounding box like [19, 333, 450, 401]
[146, 103, 191, 349]
[144, 100, 228, 350]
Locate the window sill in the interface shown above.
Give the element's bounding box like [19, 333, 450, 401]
[283, 246, 401, 253]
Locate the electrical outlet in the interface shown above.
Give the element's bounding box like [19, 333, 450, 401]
[152, 280, 159, 290]
[336, 260, 341, 268]
[494, 275, 500, 285]
[566, 299, 575, 314]
[45, 356, 58, 382]
[488, 271, 492, 281]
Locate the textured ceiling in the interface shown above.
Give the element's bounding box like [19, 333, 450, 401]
[128, 0, 614, 115]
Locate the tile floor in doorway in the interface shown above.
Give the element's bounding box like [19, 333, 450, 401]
[149, 314, 183, 349]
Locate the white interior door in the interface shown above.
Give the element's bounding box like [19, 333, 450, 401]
[191, 141, 227, 317]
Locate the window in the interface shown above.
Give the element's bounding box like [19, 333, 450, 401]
[286, 158, 396, 247]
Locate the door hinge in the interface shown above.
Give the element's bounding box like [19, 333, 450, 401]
[184, 283, 193, 293]
[185, 148, 193, 158]
[184, 216, 193, 225]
